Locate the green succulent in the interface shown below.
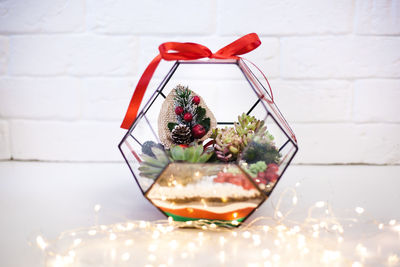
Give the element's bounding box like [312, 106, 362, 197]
[213, 113, 269, 162]
[245, 161, 267, 178]
[141, 141, 164, 157]
[234, 113, 264, 137]
[170, 144, 213, 163]
[138, 147, 170, 179]
[241, 135, 281, 164]
[138, 144, 213, 179]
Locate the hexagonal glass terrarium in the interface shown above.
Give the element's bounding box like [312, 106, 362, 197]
[119, 59, 298, 227]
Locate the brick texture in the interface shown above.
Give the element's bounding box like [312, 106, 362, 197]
[353, 79, 400, 122]
[9, 35, 138, 76]
[0, 120, 10, 159]
[219, 0, 353, 35]
[0, 0, 85, 33]
[0, 78, 81, 119]
[355, 0, 400, 35]
[0, 36, 7, 75]
[87, 0, 216, 34]
[0, 0, 399, 165]
[281, 37, 400, 78]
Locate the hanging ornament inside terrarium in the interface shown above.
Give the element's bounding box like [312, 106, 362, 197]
[119, 34, 298, 227]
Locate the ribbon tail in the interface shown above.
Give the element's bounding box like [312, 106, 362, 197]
[120, 54, 162, 129]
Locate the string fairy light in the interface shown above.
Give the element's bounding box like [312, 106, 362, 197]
[33, 186, 400, 267]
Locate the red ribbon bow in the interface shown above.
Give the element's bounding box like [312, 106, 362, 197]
[120, 33, 261, 129]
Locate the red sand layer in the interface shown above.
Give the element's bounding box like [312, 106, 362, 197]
[157, 205, 255, 221]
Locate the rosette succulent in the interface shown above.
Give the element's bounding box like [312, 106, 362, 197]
[212, 113, 268, 162]
[241, 134, 281, 164]
[138, 143, 213, 179]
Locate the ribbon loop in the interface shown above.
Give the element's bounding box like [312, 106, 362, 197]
[121, 33, 262, 130]
[212, 33, 261, 59]
[159, 42, 212, 60]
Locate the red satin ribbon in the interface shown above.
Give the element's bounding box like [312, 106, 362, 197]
[120, 33, 261, 129]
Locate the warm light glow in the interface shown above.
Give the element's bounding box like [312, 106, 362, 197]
[36, 236, 47, 250]
[35, 189, 400, 266]
[219, 251, 225, 263]
[121, 252, 130, 261]
[388, 254, 400, 266]
[242, 231, 251, 239]
[88, 230, 96, 236]
[109, 233, 117, 241]
[355, 207, 365, 214]
[73, 238, 82, 246]
[125, 239, 133, 246]
[352, 261, 363, 267]
[94, 204, 101, 213]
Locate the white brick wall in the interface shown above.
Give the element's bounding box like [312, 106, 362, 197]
[0, 0, 85, 33]
[0, 121, 10, 159]
[0, 0, 399, 165]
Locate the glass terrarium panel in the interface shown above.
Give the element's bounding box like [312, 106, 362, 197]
[263, 114, 290, 150]
[119, 58, 298, 225]
[277, 141, 297, 177]
[237, 114, 294, 195]
[120, 114, 170, 193]
[169, 59, 244, 80]
[145, 163, 265, 226]
[156, 61, 263, 125]
[238, 59, 295, 143]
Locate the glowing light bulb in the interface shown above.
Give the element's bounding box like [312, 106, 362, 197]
[88, 230, 96, 236]
[219, 251, 225, 263]
[121, 252, 130, 261]
[355, 207, 364, 214]
[36, 236, 47, 250]
[73, 239, 82, 246]
[109, 233, 116, 241]
[94, 204, 101, 213]
[242, 231, 251, 239]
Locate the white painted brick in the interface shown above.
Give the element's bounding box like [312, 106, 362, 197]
[138, 36, 279, 79]
[9, 35, 138, 76]
[0, 0, 85, 33]
[281, 37, 400, 78]
[0, 36, 7, 74]
[219, 0, 353, 35]
[0, 120, 10, 159]
[270, 80, 352, 122]
[353, 79, 400, 122]
[10, 120, 124, 161]
[292, 123, 400, 164]
[0, 78, 81, 119]
[82, 78, 137, 120]
[87, 0, 216, 34]
[355, 0, 400, 35]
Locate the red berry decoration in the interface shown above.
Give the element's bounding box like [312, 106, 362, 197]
[178, 144, 189, 148]
[183, 112, 193, 122]
[192, 96, 200, 105]
[192, 124, 206, 139]
[175, 106, 184, 115]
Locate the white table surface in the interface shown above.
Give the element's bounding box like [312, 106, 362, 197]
[1, 162, 399, 267]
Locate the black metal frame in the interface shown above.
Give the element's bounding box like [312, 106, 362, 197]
[118, 58, 298, 226]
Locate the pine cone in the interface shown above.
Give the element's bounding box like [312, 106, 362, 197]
[171, 124, 193, 144]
